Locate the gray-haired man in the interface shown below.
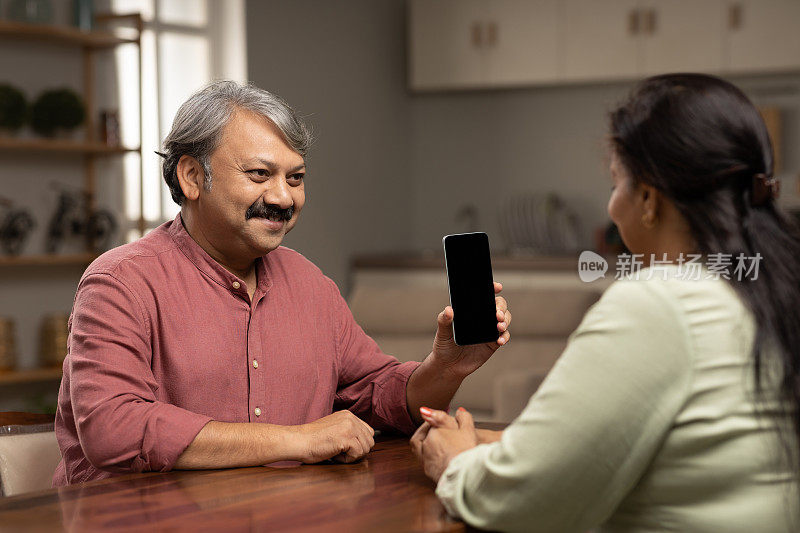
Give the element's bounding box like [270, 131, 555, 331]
[53, 81, 511, 485]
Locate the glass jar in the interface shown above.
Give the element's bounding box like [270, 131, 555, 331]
[39, 313, 69, 368]
[0, 317, 17, 372]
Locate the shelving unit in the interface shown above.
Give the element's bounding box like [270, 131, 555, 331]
[0, 14, 144, 236]
[0, 14, 142, 390]
[0, 253, 97, 268]
[0, 137, 139, 155]
[0, 368, 62, 386]
[0, 19, 136, 48]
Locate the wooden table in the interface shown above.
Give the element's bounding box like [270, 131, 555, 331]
[0, 429, 499, 532]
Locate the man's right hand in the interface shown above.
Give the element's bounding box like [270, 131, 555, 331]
[174, 413, 375, 470]
[295, 410, 375, 464]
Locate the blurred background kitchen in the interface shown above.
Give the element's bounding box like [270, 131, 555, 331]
[0, 0, 798, 420]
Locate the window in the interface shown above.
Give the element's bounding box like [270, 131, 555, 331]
[110, 0, 246, 240]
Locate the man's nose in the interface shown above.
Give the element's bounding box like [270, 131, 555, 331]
[262, 175, 293, 210]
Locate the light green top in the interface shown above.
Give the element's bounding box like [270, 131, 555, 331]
[436, 267, 799, 532]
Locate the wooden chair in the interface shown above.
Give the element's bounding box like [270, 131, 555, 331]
[0, 412, 60, 497]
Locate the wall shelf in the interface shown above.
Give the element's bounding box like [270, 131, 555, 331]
[0, 137, 139, 155]
[0, 367, 62, 386]
[0, 253, 97, 268]
[0, 13, 141, 411]
[352, 253, 604, 271]
[0, 20, 136, 48]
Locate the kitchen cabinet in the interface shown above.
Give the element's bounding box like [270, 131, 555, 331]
[640, 0, 726, 75]
[408, 0, 559, 90]
[408, 0, 800, 91]
[484, 0, 559, 86]
[563, 0, 726, 80]
[408, 0, 486, 89]
[726, 0, 800, 73]
[561, 0, 641, 82]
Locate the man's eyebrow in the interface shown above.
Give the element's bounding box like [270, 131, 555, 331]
[242, 158, 305, 173]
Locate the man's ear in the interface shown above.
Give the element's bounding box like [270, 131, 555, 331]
[176, 155, 205, 202]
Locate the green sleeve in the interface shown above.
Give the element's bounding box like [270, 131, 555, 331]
[435, 279, 694, 532]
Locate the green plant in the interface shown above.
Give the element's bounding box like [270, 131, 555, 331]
[31, 88, 85, 136]
[0, 84, 28, 132]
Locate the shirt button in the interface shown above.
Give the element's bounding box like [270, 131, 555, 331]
[254, 407, 261, 417]
[252, 360, 258, 369]
[232, 281, 241, 289]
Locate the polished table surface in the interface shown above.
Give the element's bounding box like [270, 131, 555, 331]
[0, 426, 505, 532]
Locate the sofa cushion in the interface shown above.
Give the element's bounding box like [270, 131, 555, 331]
[373, 335, 566, 412]
[0, 424, 60, 497]
[349, 269, 606, 337]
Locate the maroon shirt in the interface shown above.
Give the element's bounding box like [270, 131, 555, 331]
[53, 215, 419, 486]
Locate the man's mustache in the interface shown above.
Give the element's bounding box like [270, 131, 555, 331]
[245, 200, 294, 221]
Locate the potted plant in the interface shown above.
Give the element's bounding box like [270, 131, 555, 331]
[30, 88, 86, 138]
[0, 84, 28, 136]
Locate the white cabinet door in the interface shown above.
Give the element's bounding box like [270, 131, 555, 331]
[484, 0, 559, 86]
[408, 0, 488, 90]
[561, 0, 641, 82]
[727, 0, 800, 73]
[641, 0, 726, 75]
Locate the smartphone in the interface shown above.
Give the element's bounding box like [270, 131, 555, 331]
[442, 232, 497, 346]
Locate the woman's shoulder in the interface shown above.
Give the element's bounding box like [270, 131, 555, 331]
[604, 265, 744, 314]
[596, 267, 751, 350]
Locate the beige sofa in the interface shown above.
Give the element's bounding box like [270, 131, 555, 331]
[0, 422, 60, 497]
[348, 266, 611, 423]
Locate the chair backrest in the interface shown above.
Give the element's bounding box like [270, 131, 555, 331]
[0, 412, 60, 497]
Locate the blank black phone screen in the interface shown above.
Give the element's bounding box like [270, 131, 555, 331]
[443, 232, 497, 346]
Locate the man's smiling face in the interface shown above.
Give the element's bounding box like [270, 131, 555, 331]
[195, 108, 306, 261]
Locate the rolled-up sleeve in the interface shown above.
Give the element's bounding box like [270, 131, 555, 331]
[329, 280, 420, 435]
[69, 273, 212, 474]
[435, 279, 694, 532]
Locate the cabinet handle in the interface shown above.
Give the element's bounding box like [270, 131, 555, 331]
[644, 9, 657, 35]
[470, 21, 483, 47]
[729, 3, 742, 30]
[628, 9, 640, 35]
[487, 21, 498, 46]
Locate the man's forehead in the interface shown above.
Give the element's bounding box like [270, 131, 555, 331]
[218, 109, 304, 164]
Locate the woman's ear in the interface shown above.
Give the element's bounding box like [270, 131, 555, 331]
[640, 183, 660, 229]
[176, 155, 205, 202]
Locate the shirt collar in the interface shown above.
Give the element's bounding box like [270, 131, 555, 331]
[168, 213, 272, 298]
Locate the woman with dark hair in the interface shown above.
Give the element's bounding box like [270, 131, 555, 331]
[411, 74, 800, 532]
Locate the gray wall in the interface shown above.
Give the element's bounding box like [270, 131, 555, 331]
[246, 1, 800, 291]
[408, 74, 800, 253]
[408, 84, 631, 253]
[246, 0, 414, 289]
[245, 0, 635, 284]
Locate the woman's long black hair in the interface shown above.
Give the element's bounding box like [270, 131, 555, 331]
[609, 73, 800, 465]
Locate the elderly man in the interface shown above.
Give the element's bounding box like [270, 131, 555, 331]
[52, 81, 511, 485]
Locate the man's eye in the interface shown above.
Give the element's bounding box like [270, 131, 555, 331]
[288, 173, 305, 183]
[247, 169, 269, 178]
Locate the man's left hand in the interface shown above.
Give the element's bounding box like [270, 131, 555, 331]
[430, 282, 511, 379]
